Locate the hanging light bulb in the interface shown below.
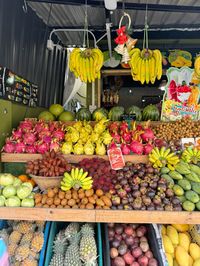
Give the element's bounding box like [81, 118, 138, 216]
[104, 0, 117, 10]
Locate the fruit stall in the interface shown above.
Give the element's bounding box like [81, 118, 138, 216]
[1, 0, 200, 266]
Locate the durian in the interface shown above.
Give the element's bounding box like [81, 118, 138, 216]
[9, 230, 22, 244]
[15, 244, 30, 261]
[31, 232, 44, 252]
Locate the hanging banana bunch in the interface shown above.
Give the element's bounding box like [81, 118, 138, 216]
[69, 48, 104, 83]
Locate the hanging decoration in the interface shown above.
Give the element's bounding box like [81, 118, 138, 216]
[168, 50, 192, 67]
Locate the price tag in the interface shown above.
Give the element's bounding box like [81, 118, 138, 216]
[195, 137, 200, 147]
[107, 147, 125, 170]
[181, 138, 195, 150]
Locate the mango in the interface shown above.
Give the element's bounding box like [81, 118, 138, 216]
[161, 225, 167, 235]
[172, 224, 189, 232]
[190, 164, 200, 176]
[192, 182, 200, 195]
[185, 190, 200, 203]
[166, 253, 173, 266]
[167, 225, 179, 246]
[194, 258, 200, 266]
[178, 179, 191, 190]
[179, 233, 190, 251]
[175, 246, 189, 266]
[173, 259, 179, 266]
[160, 167, 170, 174]
[173, 185, 184, 196]
[169, 170, 183, 180]
[186, 172, 200, 183]
[175, 162, 191, 175]
[196, 201, 200, 210]
[183, 200, 195, 211]
[189, 255, 194, 266]
[163, 235, 174, 254]
[189, 243, 200, 260]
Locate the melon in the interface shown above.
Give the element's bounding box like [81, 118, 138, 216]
[38, 111, 55, 121]
[58, 111, 75, 122]
[49, 104, 64, 117]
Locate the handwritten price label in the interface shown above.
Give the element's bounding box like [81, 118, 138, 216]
[107, 147, 125, 170]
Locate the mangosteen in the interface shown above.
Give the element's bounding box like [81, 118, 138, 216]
[112, 196, 121, 206]
[163, 198, 170, 205]
[146, 167, 154, 174]
[132, 190, 141, 198]
[157, 183, 167, 192]
[111, 206, 117, 210]
[172, 197, 181, 205]
[149, 182, 158, 189]
[118, 189, 127, 198]
[122, 198, 129, 205]
[120, 179, 128, 186]
[156, 205, 164, 211]
[123, 184, 131, 193]
[166, 188, 174, 197]
[142, 196, 152, 206]
[147, 190, 156, 199]
[141, 205, 147, 210]
[123, 166, 129, 172]
[140, 181, 148, 188]
[128, 197, 134, 203]
[164, 204, 173, 211]
[117, 204, 124, 210]
[173, 205, 182, 211]
[147, 204, 155, 210]
[124, 205, 133, 210]
[115, 184, 122, 190]
[133, 198, 142, 210]
[153, 197, 162, 205]
[140, 187, 147, 195]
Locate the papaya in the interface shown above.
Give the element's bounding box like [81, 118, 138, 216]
[190, 164, 200, 176]
[191, 182, 200, 194]
[169, 170, 183, 180]
[183, 200, 195, 211]
[160, 167, 170, 174]
[173, 185, 184, 196]
[175, 162, 191, 175]
[178, 179, 191, 191]
[185, 190, 199, 203]
[186, 172, 200, 183]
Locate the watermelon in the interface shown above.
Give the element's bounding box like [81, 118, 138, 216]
[126, 105, 142, 121]
[142, 104, 160, 121]
[92, 108, 108, 121]
[108, 106, 124, 121]
[76, 108, 91, 121]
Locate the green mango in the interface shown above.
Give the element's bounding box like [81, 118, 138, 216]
[160, 167, 170, 174]
[185, 172, 200, 183]
[175, 162, 191, 175]
[185, 191, 199, 203]
[178, 179, 191, 191]
[169, 171, 183, 180]
[189, 164, 200, 176]
[196, 201, 200, 210]
[177, 195, 186, 203]
[191, 182, 200, 195]
[173, 185, 184, 196]
[183, 200, 195, 211]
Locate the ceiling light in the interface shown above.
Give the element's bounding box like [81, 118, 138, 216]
[104, 0, 117, 10]
[47, 39, 54, 50]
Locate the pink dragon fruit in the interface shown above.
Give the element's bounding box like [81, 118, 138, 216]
[12, 129, 23, 140]
[52, 130, 65, 141]
[19, 120, 33, 132]
[23, 132, 36, 145]
[109, 122, 120, 133]
[144, 143, 153, 155]
[141, 128, 155, 142]
[34, 121, 46, 133]
[121, 143, 131, 155]
[49, 121, 59, 132]
[35, 141, 49, 154]
[26, 145, 37, 153]
[50, 141, 60, 152]
[108, 141, 117, 150]
[3, 140, 15, 153]
[15, 142, 26, 153]
[120, 121, 129, 133]
[130, 141, 144, 155]
[111, 133, 121, 143]
[122, 131, 132, 143]
[43, 135, 52, 144]
[38, 128, 51, 139]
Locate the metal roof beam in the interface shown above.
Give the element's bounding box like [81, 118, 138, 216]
[28, 0, 200, 13]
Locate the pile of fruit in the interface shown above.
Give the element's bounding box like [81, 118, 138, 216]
[3, 119, 65, 154]
[0, 220, 45, 265]
[26, 151, 72, 177]
[50, 223, 97, 266]
[69, 47, 104, 83]
[129, 48, 162, 84]
[162, 224, 200, 266]
[0, 173, 34, 207]
[108, 223, 158, 266]
[61, 120, 112, 155]
[34, 187, 112, 209]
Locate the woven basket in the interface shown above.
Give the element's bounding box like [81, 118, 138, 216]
[29, 174, 63, 191]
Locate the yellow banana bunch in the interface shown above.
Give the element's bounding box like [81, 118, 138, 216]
[181, 147, 200, 164]
[129, 48, 162, 84]
[61, 168, 93, 191]
[194, 55, 200, 78]
[69, 48, 104, 83]
[149, 147, 180, 169]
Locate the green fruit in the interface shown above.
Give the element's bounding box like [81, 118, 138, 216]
[126, 105, 142, 121]
[178, 179, 191, 191]
[58, 111, 75, 122]
[161, 174, 174, 186]
[189, 164, 200, 176]
[49, 104, 64, 117]
[173, 185, 184, 196]
[177, 195, 186, 203]
[183, 200, 195, 211]
[76, 108, 91, 121]
[142, 104, 160, 121]
[38, 111, 55, 121]
[92, 108, 108, 121]
[185, 191, 199, 203]
[160, 167, 170, 174]
[185, 172, 200, 183]
[169, 171, 183, 180]
[108, 106, 124, 121]
[175, 163, 191, 175]
[191, 182, 200, 194]
[196, 201, 200, 210]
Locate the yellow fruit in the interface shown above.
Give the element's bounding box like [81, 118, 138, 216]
[161, 225, 167, 235]
[172, 224, 189, 232]
[166, 253, 173, 266]
[194, 258, 200, 266]
[179, 233, 190, 251]
[189, 243, 200, 260]
[167, 225, 179, 246]
[163, 235, 174, 254]
[189, 255, 194, 266]
[175, 246, 189, 266]
[173, 259, 179, 266]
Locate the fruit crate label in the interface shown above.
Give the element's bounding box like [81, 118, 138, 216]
[107, 147, 125, 170]
[181, 138, 195, 150]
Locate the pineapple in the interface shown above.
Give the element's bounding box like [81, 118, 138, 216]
[8, 243, 17, 256]
[15, 244, 30, 261]
[64, 223, 80, 240]
[80, 224, 97, 266]
[29, 250, 39, 260]
[49, 254, 64, 266]
[9, 230, 22, 244]
[49, 231, 67, 266]
[21, 258, 38, 266]
[14, 221, 35, 234]
[20, 232, 34, 244]
[64, 234, 82, 266]
[35, 221, 45, 231]
[31, 232, 44, 252]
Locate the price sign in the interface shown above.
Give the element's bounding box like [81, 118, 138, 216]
[107, 147, 125, 170]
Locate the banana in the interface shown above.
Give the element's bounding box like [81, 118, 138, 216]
[129, 48, 140, 57]
[69, 48, 81, 71]
[159, 147, 166, 157]
[149, 56, 156, 84]
[145, 59, 150, 84]
[77, 168, 84, 179]
[92, 48, 104, 71]
[163, 148, 171, 158]
[85, 57, 91, 83]
[140, 59, 146, 84]
[194, 56, 200, 76]
[154, 49, 162, 79]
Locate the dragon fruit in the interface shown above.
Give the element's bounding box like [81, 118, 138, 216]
[26, 145, 37, 153]
[144, 143, 153, 155]
[141, 128, 155, 142]
[35, 142, 49, 154]
[3, 140, 15, 153]
[12, 129, 23, 140]
[111, 133, 121, 143]
[120, 121, 129, 133]
[19, 120, 33, 131]
[108, 142, 117, 150]
[50, 141, 60, 152]
[34, 121, 46, 133]
[15, 142, 26, 153]
[109, 122, 120, 133]
[122, 131, 132, 143]
[52, 130, 65, 141]
[23, 132, 36, 145]
[130, 141, 144, 155]
[43, 135, 52, 144]
[38, 128, 51, 139]
[121, 143, 130, 155]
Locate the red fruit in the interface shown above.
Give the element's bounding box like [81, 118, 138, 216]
[138, 255, 149, 266]
[123, 252, 134, 265]
[109, 122, 120, 133]
[143, 143, 153, 155]
[120, 121, 129, 132]
[136, 226, 147, 237]
[141, 128, 155, 142]
[3, 140, 15, 153]
[124, 226, 134, 236]
[131, 247, 142, 258]
[121, 143, 131, 155]
[130, 141, 143, 155]
[122, 131, 132, 143]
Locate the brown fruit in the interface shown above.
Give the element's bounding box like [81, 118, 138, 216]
[57, 205, 63, 208]
[53, 187, 59, 194]
[50, 204, 56, 208]
[58, 191, 65, 200]
[41, 195, 48, 205]
[68, 199, 76, 206]
[96, 189, 104, 197]
[88, 196, 96, 204]
[81, 198, 88, 205]
[54, 197, 61, 206]
[78, 192, 85, 199]
[72, 204, 78, 209]
[43, 204, 49, 208]
[47, 189, 55, 198]
[86, 203, 94, 209]
[85, 189, 94, 197]
[64, 205, 70, 209]
[72, 191, 78, 200]
[101, 196, 112, 207]
[96, 198, 104, 207]
[46, 198, 54, 206]
[35, 203, 42, 207]
[61, 199, 68, 206]
[80, 204, 86, 209]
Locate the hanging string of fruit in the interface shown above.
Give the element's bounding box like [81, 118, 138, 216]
[69, 47, 104, 83]
[129, 11, 162, 84]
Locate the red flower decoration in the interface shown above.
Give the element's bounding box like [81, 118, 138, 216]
[115, 35, 128, 45]
[117, 26, 126, 35]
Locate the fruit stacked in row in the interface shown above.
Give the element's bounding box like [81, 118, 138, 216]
[3, 119, 65, 154]
[108, 121, 155, 155]
[108, 223, 158, 266]
[0, 173, 34, 207]
[69, 48, 104, 82]
[129, 48, 162, 84]
[34, 187, 112, 209]
[162, 224, 200, 266]
[50, 223, 97, 266]
[0, 220, 45, 265]
[110, 162, 182, 211]
[26, 151, 72, 177]
[160, 158, 200, 211]
[61, 119, 112, 155]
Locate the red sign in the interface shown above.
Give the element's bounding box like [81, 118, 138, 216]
[107, 147, 125, 170]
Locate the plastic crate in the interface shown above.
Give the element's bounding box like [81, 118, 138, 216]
[102, 223, 165, 266]
[44, 222, 103, 266]
[0, 220, 51, 266]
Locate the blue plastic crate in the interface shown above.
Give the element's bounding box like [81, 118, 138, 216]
[44, 222, 103, 266]
[0, 220, 51, 266]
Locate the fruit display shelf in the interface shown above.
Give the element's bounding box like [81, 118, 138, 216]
[0, 208, 199, 224]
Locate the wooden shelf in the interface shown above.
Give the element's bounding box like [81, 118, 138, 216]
[101, 69, 167, 77]
[0, 208, 199, 224]
[1, 153, 149, 163]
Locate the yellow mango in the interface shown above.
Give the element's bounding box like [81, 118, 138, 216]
[172, 224, 189, 232]
[175, 246, 189, 266]
[194, 258, 200, 266]
[189, 255, 194, 266]
[173, 259, 179, 266]
[189, 243, 200, 260]
[161, 225, 167, 235]
[179, 233, 190, 251]
[163, 235, 174, 254]
[167, 225, 179, 246]
[166, 253, 173, 266]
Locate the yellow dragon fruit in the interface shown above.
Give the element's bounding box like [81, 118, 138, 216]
[95, 140, 106, 155]
[65, 126, 79, 143]
[73, 140, 84, 155]
[91, 132, 99, 143]
[79, 128, 89, 143]
[73, 121, 83, 131]
[101, 130, 112, 145]
[94, 119, 109, 135]
[84, 140, 95, 155]
[83, 121, 93, 134]
[61, 142, 73, 154]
